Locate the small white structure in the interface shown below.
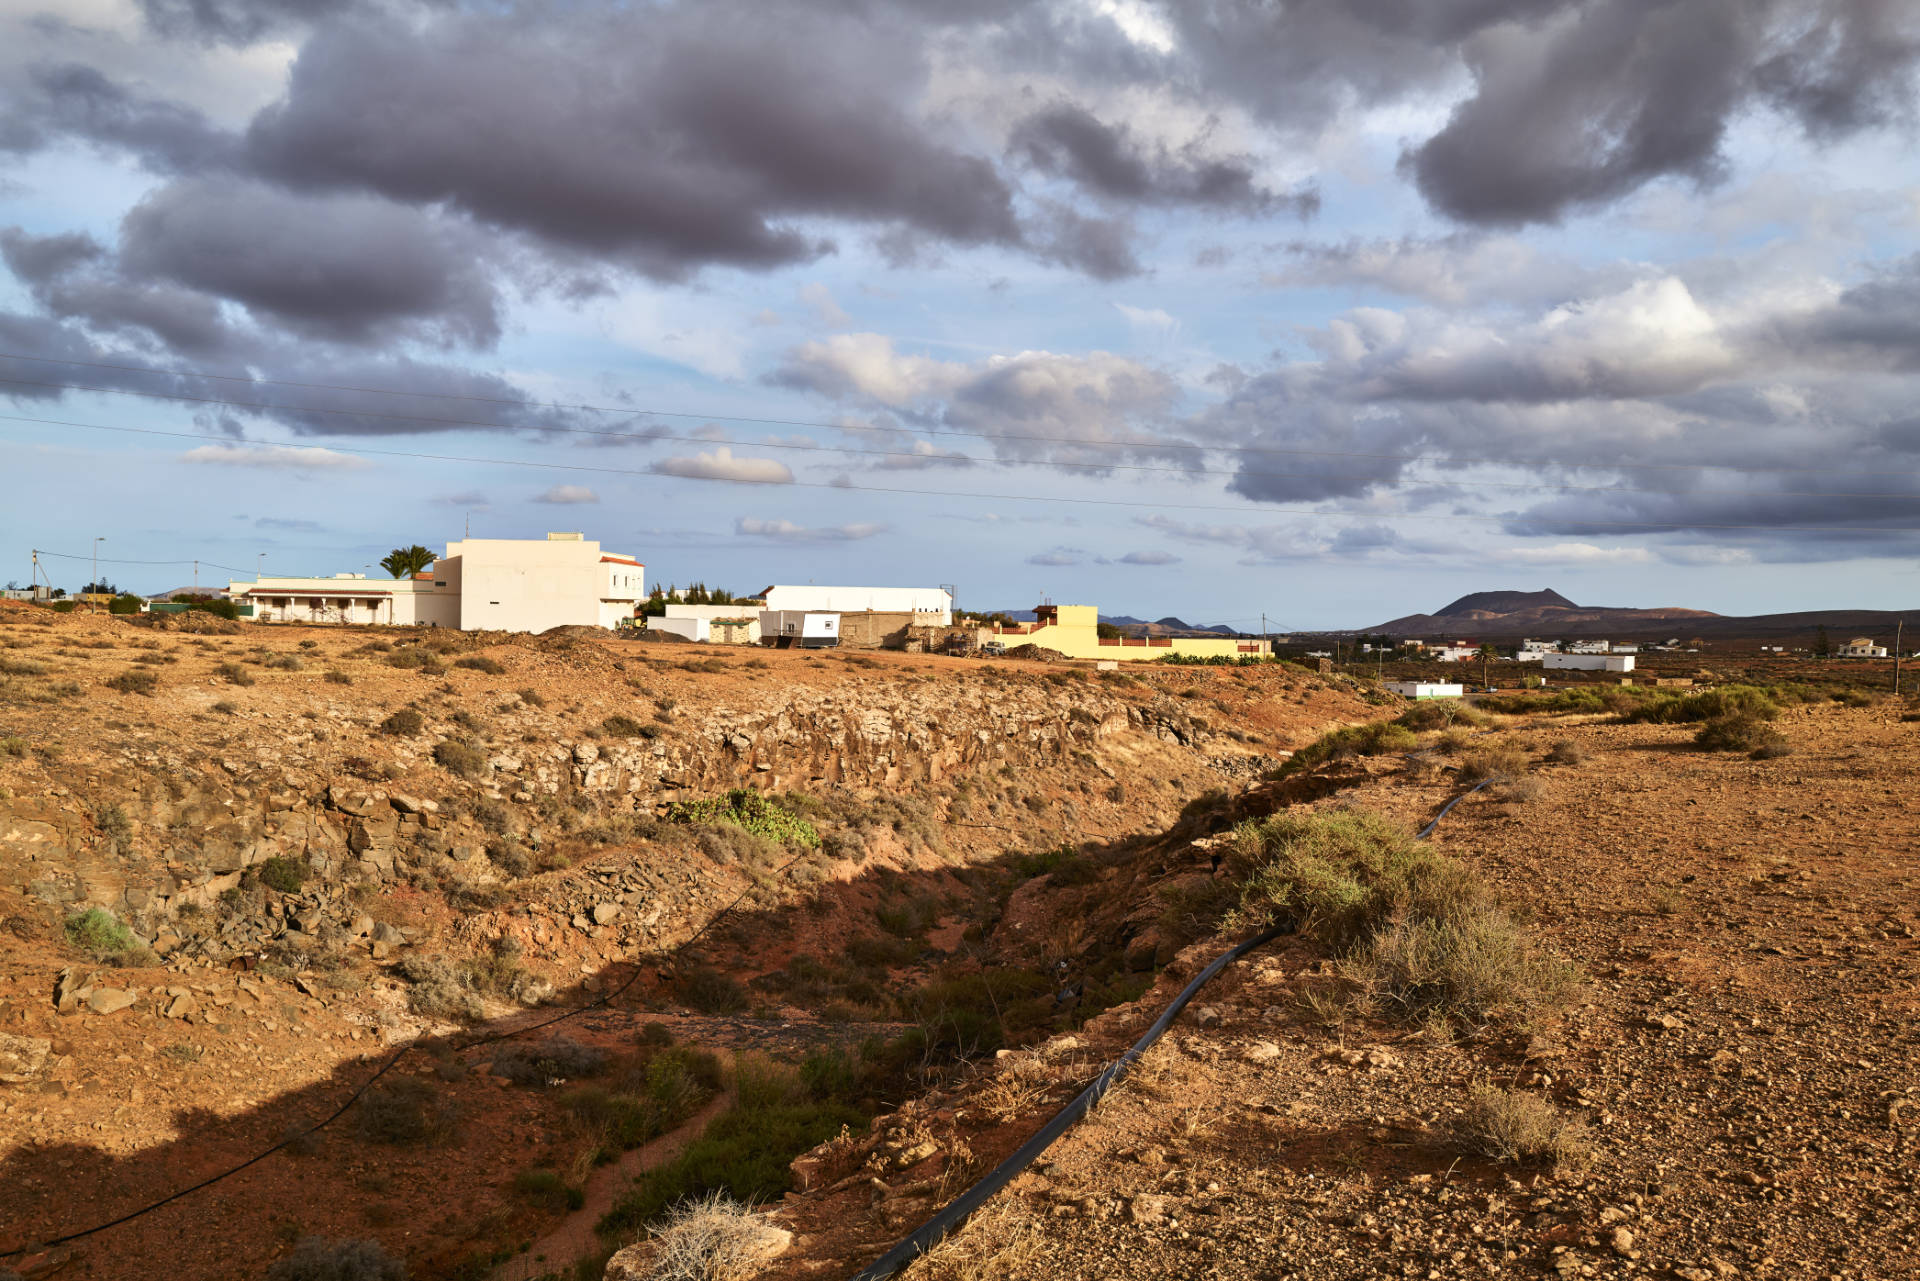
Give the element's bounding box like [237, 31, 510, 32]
[1544, 652, 1635, 672]
[1837, 637, 1888, 658]
[1519, 638, 1555, 655]
[651, 616, 710, 642]
[1386, 681, 1466, 699]
[1568, 639, 1611, 654]
[659, 602, 763, 644]
[760, 610, 840, 648]
[1430, 645, 1482, 663]
[231, 532, 644, 633]
[760, 584, 951, 624]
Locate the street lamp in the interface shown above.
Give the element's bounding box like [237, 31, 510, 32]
[92, 537, 105, 611]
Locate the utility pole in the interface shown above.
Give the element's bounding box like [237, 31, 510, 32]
[1895, 619, 1905, 696]
[91, 536, 105, 611]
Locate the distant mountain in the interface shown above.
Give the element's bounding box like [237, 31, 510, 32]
[981, 610, 1246, 636]
[1434, 588, 1576, 618]
[1372, 588, 1716, 637]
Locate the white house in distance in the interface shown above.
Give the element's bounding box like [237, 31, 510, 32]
[1430, 645, 1483, 663]
[654, 601, 765, 645]
[1837, 637, 1888, 658]
[759, 584, 952, 623]
[1544, 652, 1635, 673]
[229, 533, 644, 633]
[1386, 680, 1466, 699]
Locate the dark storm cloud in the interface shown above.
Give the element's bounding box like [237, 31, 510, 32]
[1780, 254, 1920, 371]
[1407, 0, 1920, 225]
[0, 63, 234, 173]
[1009, 101, 1311, 216]
[119, 178, 500, 346]
[242, 7, 1020, 280]
[134, 0, 357, 46]
[1, 226, 231, 356]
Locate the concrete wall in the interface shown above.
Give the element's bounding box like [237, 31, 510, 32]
[651, 616, 708, 642]
[838, 610, 950, 649]
[1386, 681, 1465, 699]
[762, 585, 951, 622]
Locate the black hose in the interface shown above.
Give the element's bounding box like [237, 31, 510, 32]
[847, 777, 1492, 1279]
[847, 922, 1293, 1281]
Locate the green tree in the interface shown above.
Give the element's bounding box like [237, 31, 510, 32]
[1813, 625, 1831, 658]
[1096, 621, 1122, 639]
[380, 546, 435, 579]
[641, 588, 667, 618]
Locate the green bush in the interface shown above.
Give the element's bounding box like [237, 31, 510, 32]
[491, 1036, 608, 1086]
[258, 856, 309, 894]
[108, 593, 144, 615]
[64, 907, 137, 958]
[105, 669, 158, 696]
[379, 708, 426, 737]
[665, 788, 820, 848]
[1621, 685, 1780, 725]
[1456, 740, 1530, 784]
[1694, 713, 1790, 757]
[354, 1076, 459, 1146]
[1273, 721, 1417, 778]
[454, 655, 505, 675]
[676, 966, 750, 1014]
[1394, 699, 1486, 731]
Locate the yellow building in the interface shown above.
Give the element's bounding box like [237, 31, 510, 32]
[988, 604, 1265, 662]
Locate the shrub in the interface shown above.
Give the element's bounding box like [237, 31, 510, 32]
[379, 708, 426, 738]
[105, 669, 158, 696]
[602, 713, 652, 738]
[1456, 741, 1530, 784]
[324, 670, 352, 685]
[211, 700, 237, 715]
[217, 662, 255, 686]
[392, 954, 486, 1023]
[432, 739, 486, 778]
[259, 856, 309, 894]
[516, 687, 546, 707]
[638, 1022, 676, 1049]
[354, 1076, 458, 1146]
[265, 654, 303, 671]
[266, 1237, 407, 1281]
[1274, 721, 1417, 777]
[1394, 699, 1486, 732]
[676, 966, 750, 1014]
[1694, 713, 1788, 756]
[0, 736, 27, 757]
[512, 1168, 584, 1212]
[1545, 739, 1585, 765]
[93, 803, 132, 853]
[454, 656, 505, 675]
[63, 907, 137, 958]
[1621, 685, 1779, 725]
[1230, 810, 1572, 1028]
[491, 1036, 608, 1087]
[666, 788, 820, 848]
[108, 593, 144, 615]
[1454, 1086, 1591, 1167]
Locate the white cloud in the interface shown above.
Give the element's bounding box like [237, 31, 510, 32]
[533, 484, 599, 504]
[178, 443, 369, 470]
[1118, 549, 1181, 564]
[1498, 542, 1653, 565]
[799, 282, 852, 328]
[1027, 550, 1080, 566]
[1114, 302, 1180, 336]
[734, 517, 886, 541]
[651, 447, 795, 484]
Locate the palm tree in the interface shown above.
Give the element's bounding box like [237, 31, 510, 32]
[380, 545, 435, 579]
[1477, 642, 1499, 689]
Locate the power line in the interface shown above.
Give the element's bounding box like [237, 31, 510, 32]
[31, 548, 257, 574]
[0, 348, 1898, 480]
[5, 411, 1916, 537]
[2, 372, 1917, 503]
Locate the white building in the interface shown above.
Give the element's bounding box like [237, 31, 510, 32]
[1430, 645, 1482, 663]
[1543, 652, 1635, 672]
[230, 533, 644, 633]
[1386, 681, 1466, 699]
[759, 584, 952, 623]
[654, 602, 765, 644]
[1568, 639, 1611, 654]
[1837, 637, 1888, 658]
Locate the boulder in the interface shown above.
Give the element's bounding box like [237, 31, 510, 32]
[0, 1032, 53, 1083]
[592, 902, 622, 926]
[86, 987, 138, 1015]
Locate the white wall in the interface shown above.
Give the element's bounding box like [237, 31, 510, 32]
[651, 616, 709, 642]
[1543, 652, 1635, 672]
[762, 585, 951, 622]
[1386, 682, 1465, 698]
[444, 535, 644, 633]
[663, 603, 764, 622]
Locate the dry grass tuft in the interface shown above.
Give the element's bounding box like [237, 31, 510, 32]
[638, 1192, 791, 1281]
[1454, 1085, 1591, 1167]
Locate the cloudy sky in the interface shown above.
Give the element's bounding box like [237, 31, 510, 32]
[3, 0, 1919, 627]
